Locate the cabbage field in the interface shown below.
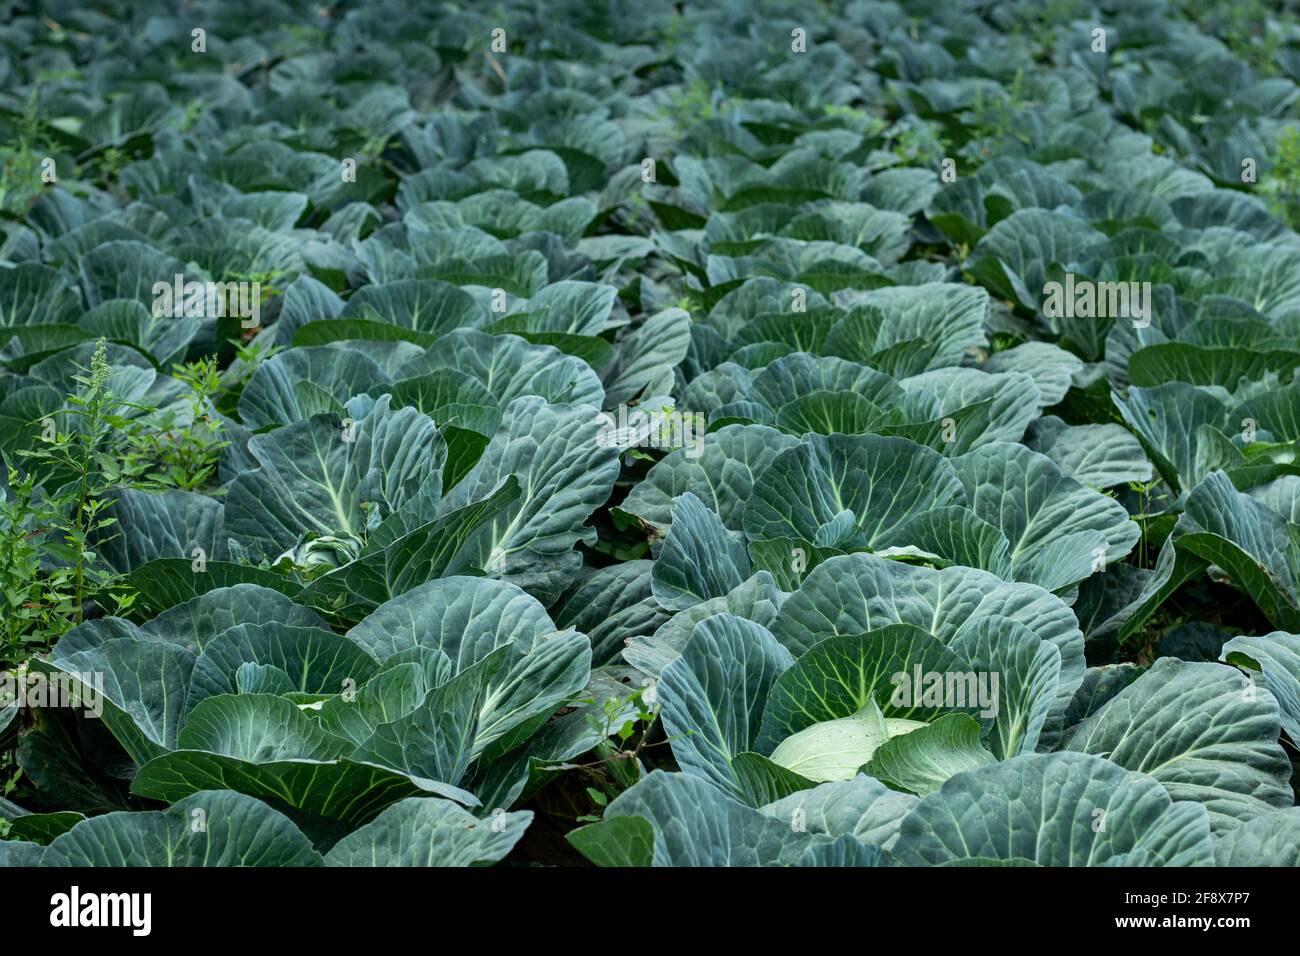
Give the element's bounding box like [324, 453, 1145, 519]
[1, 0, 1299, 871]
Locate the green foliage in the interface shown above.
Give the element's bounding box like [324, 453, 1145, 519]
[1265, 125, 1300, 231]
[120, 357, 228, 493]
[3, 0, 1300, 871]
[4, 343, 135, 664]
[0, 85, 52, 216]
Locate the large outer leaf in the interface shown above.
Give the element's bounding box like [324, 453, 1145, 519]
[651, 493, 751, 611]
[825, 283, 988, 375]
[743, 434, 963, 550]
[891, 752, 1214, 866]
[238, 346, 388, 428]
[271, 275, 345, 345]
[1128, 342, 1300, 389]
[439, 397, 620, 601]
[93, 489, 224, 573]
[551, 561, 672, 667]
[1064, 658, 1293, 831]
[622, 571, 786, 676]
[40, 791, 322, 866]
[1213, 808, 1300, 866]
[505, 280, 618, 336]
[131, 693, 479, 831]
[884, 507, 1013, 578]
[604, 307, 692, 406]
[80, 298, 198, 368]
[350, 649, 507, 786]
[123, 561, 306, 617]
[298, 477, 521, 618]
[0, 262, 80, 326]
[950, 616, 1061, 757]
[581, 770, 832, 866]
[395, 328, 605, 408]
[1252, 476, 1300, 523]
[798, 835, 890, 866]
[316, 664, 429, 747]
[754, 352, 905, 409]
[658, 614, 794, 801]
[135, 585, 330, 656]
[225, 396, 445, 561]
[337, 278, 482, 335]
[1, 801, 83, 845]
[619, 423, 799, 536]
[78, 240, 194, 308]
[983, 342, 1082, 408]
[894, 368, 1040, 454]
[1238, 380, 1300, 443]
[0, 841, 45, 866]
[344, 576, 591, 757]
[1220, 631, 1300, 743]
[345, 576, 556, 667]
[323, 798, 531, 866]
[952, 442, 1139, 590]
[179, 694, 352, 763]
[971, 209, 1107, 313]
[1172, 471, 1300, 631]
[187, 622, 379, 709]
[36, 639, 196, 764]
[383, 367, 500, 435]
[759, 775, 917, 848]
[768, 554, 1085, 727]
[1113, 384, 1228, 493]
[566, 816, 655, 867]
[1024, 417, 1154, 488]
[130, 751, 476, 833]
